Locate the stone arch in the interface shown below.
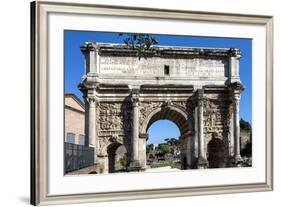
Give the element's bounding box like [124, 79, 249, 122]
[139, 105, 194, 170]
[207, 137, 225, 168]
[107, 142, 122, 173]
[140, 105, 193, 135]
[114, 145, 128, 171]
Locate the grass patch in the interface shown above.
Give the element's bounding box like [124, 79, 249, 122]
[150, 162, 181, 169]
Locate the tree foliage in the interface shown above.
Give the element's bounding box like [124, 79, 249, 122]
[240, 118, 252, 131]
[158, 143, 171, 155]
[240, 119, 252, 157]
[164, 138, 180, 154]
[119, 154, 129, 168]
[164, 138, 179, 146]
[119, 33, 159, 60]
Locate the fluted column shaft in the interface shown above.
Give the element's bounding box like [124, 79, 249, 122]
[131, 92, 139, 161]
[233, 93, 242, 161]
[132, 102, 139, 161]
[229, 82, 244, 166]
[198, 96, 204, 159]
[84, 91, 98, 163]
[88, 98, 96, 149]
[197, 89, 208, 168]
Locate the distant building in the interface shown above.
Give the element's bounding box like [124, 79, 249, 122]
[152, 144, 158, 151]
[64, 93, 85, 145]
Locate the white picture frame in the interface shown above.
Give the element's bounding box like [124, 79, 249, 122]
[31, 0, 273, 205]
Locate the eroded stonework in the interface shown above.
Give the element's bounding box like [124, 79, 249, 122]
[99, 56, 228, 79]
[79, 42, 244, 173]
[203, 98, 231, 137]
[139, 101, 161, 124]
[97, 102, 132, 155]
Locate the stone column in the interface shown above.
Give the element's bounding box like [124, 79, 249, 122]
[197, 89, 208, 168]
[230, 82, 244, 166]
[88, 97, 97, 148]
[100, 154, 108, 174]
[79, 43, 100, 168]
[129, 89, 141, 170]
[93, 154, 108, 174]
[193, 101, 198, 168]
[84, 89, 98, 163]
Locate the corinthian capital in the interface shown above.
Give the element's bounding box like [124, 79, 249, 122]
[80, 41, 99, 52]
[197, 89, 204, 107]
[131, 89, 140, 107]
[229, 48, 241, 59]
[83, 88, 99, 105]
[83, 96, 98, 106]
[229, 82, 244, 102]
[230, 82, 244, 91]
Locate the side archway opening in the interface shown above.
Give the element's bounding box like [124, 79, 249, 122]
[207, 137, 225, 168]
[107, 143, 128, 173]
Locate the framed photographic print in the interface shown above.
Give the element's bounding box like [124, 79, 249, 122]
[31, 0, 273, 205]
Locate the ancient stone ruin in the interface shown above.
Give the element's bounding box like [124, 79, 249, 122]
[78, 42, 244, 174]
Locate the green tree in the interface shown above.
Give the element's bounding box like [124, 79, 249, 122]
[240, 118, 252, 131]
[119, 33, 159, 60]
[164, 138, 180, 154]
[240, 119, 252, 157]
[158, 143, 171, 155]
[148, 154, 155, 160]
[164, 138, 179, 146]
[119, 154, 129, 168]
[146, 144, 153, 153]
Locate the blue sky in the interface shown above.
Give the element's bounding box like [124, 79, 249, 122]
[65, 30, 252, 144]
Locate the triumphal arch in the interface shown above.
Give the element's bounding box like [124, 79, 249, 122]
[79, 42, 244, 174]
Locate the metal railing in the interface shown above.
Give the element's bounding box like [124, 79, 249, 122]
[64, 142, 95, 173]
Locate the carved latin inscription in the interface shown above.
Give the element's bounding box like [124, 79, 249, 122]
[99, 56, 227, 78]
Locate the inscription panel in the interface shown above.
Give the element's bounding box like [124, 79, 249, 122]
[99, 56, 227, 78]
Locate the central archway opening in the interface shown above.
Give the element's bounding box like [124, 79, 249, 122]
[146, 120, 181, 171]
[139, 106, 194, 171]
[147, 120, 181, 145]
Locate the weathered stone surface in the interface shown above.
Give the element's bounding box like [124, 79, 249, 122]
[99, 56, 227, 79]
[78, 43, 244, 173]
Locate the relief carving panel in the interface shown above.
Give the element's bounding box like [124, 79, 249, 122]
[203, 98, 231, 139]
[139, 101, 161, 124]
[98, 103, 122, 131]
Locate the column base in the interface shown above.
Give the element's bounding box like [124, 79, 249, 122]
[128, 160, 142, 172]
[197, 157, 208, 169]
[96, 154, 109, 174]
[232, 155, 244, 167]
